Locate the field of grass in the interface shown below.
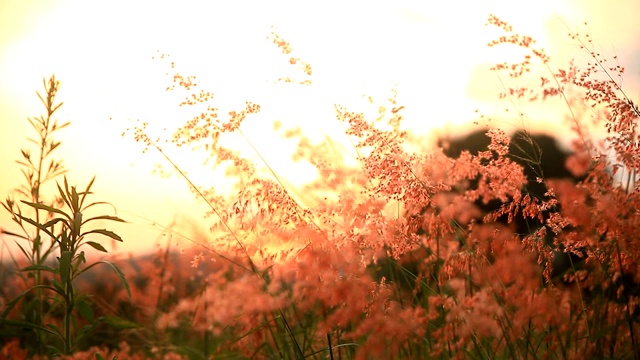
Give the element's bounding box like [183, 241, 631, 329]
[1, 15, 640, 359]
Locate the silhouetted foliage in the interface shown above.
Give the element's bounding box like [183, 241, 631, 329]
[439, 129, 589, 277]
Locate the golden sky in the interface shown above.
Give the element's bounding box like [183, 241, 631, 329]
[1, 0, 639, 258]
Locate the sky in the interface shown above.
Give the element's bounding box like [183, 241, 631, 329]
[1, 0, 639, 258]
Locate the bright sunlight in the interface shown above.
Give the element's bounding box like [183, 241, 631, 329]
[2, 1, 638, 255]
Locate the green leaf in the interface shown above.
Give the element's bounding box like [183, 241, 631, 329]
[42, 217, 66, 229]
[0, 319, 60, 337]
[86, 241, 108, 252]
[72, 210, 82, 238]
[78, 324, 93, 337]
[33, 234, 41, 249]
[14, 241, 30, 259]
[50, 279, 66, 297]
[21, 264, 56, 272]
[59, 230, 70, 251]
[76, 250, 87, 265]
[1, 229, 29, 240]
[57, 181, 72, 209]
[1, 285, 56, 319]
[100, 315, 140, 330]
[80, 176, 96, 209]
[76, 299, 95, 322]
[82, 229, 122, 242]
[83, 201, 113, 212]
[83, 215, 126, 223]
[45, 323, 64, 338]
[70, 183, 80, 211]
[16, 215, 58, 240]
[58, 251, 73, 289]
[97, 261, 131, 299]
[19, 200, 70, 219]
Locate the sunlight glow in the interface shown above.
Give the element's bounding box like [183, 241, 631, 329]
[1, 0, 639, 256]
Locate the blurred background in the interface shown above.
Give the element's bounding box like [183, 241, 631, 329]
[1, 0, 639, 257]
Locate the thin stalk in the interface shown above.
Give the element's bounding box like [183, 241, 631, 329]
[30, 76, 64, 354]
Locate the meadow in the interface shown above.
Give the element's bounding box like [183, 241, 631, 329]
[1, 14, 640, 359]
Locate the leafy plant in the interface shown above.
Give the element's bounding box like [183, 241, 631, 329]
[1, 75, 68, 354]
[0, 76, 130, 357]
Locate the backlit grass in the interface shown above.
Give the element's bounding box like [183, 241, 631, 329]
[1, 15, 639, 359]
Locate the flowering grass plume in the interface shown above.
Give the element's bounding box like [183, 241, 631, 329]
[2, 13, 640, 360]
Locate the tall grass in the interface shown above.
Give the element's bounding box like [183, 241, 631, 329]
[1, 14, 639, 359]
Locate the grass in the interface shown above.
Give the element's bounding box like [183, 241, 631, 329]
[1, 14, 640, 359]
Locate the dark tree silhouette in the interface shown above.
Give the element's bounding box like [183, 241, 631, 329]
[440, 130, 584, 233]
[372, 129, 587, 298]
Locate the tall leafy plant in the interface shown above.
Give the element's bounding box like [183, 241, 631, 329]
[1, 75, 131, 356]
[1, 75, 68, 353]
